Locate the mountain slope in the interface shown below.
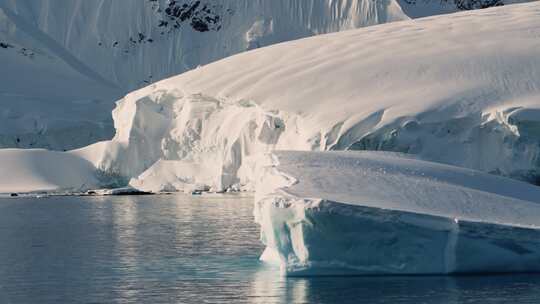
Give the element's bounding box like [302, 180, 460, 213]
[0, 6, 122, 150]
[0, 0, 529, 150]
[1, 0, 408, 90]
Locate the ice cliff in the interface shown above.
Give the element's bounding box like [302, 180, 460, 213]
[254, 151, 540, 275]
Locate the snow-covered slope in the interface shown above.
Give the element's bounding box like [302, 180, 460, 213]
[0, 59, 120, 151]
[0, 149, 98, 193]
[0, 0, 411, 150]
[398, 0, 529, 18]
[0, 0, 409, 91]
[254, 151, 540, 275]
[0, 4, 122, 150]
[75, 2, 540, 193]
[0, 0, 529, 150]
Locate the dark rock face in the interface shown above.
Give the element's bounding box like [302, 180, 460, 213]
[0, 41, 13, 49]
[161, 0, 225, 32]
[1, 41, 37, 58]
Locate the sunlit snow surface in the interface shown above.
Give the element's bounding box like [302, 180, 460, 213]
[2, 3, 540, 194]
[0, 0, 409, 150]
[0, 149, 98, 193]
[254, 151, 540, 276]
[0, 0, 536, 152]
[69, 2, 540, 193]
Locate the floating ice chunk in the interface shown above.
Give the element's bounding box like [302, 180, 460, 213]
[254, 151, 540, 276]
[89, 186, 152, 196]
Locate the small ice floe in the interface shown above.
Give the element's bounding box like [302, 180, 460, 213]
[255, 151, 540, 276]
[89, 187, 153, 196]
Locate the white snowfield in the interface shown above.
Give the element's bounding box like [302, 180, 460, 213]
[0, 0, 409, 150]
[0, 149, 98, 193]
[254, 151, 540, 276]
[64, 2, 540, 194]
[1, 3, 539, 194]
[0, 0, 529, 150]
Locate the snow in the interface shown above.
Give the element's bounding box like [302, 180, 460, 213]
[0, 0, 411, 150]
[0, 0, 409, 91]
[74, 2, 540, 193]
[0, 149, 98, 194]
[2, 2, 540, 195]
[1, 0, 539, 277]
[128, 159, 220, 193]
[0, 6, 122, 150]
[0, 0, 528, 150]
[254, 150, 540, 276]
[398, 0, 530, 18]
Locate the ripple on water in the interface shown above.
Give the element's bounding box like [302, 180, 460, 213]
[1, 194, 540, 304]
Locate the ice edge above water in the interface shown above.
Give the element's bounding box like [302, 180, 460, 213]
[254, 151, 540, 276]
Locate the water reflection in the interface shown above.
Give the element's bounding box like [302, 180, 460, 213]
[250, 265, 309, 304]
[249, 267, 540, 304]
[111, 196, 141, 302]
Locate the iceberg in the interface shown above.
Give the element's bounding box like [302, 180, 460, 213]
[254, 151, 540, 276]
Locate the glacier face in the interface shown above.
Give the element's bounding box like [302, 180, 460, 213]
[254, 151, 540, 276]
[71, 2, 540, 193]
[0, 0, 530, 150]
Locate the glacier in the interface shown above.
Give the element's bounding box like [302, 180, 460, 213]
[254, 150, 540, 276]
[62, 2, 540, 195]
[1, 3, 540, 194]
[0, 0, 530, 150]
[0, 0, 407, 150]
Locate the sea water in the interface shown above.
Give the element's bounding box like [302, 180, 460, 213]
[1, 194, 539, 304]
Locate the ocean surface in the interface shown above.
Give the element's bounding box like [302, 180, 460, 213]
[1, 194, 540, 304]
